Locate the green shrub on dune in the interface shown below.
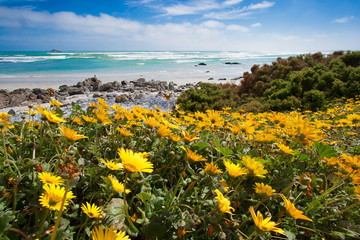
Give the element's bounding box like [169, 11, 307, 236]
[176, 51, 360, 112]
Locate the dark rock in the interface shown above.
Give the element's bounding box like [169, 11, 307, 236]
[32, 88, 47, 95]
[93, 93, 102, 98]
[219, 78, 226, 81]
[121, 80, 128, 86]
[196, 63, 207, 66]
[99, 82, 114, 92]
[68, 87, 85, 96]
[59, 85, 69, 92]
[224, 62, 240, 65]
[8, 109, 16, 116]
[208, 78, 214, 81]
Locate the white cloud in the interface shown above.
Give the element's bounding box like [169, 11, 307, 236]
[247, 1, 275, 10]
[161, 0, 220, 16]
[201, 20, 225, 28]
[222, 0, 243, 6]
[332, 16, 354, 23]
[226, 24, 249, 32]
[251, 22, 261, 28]
[203, 10, 252, 20]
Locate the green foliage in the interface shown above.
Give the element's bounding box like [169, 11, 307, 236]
[177, 51, 360, 113]
[176, 82, 240, 112]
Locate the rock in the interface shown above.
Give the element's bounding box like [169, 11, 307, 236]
[68, 87, 85, 96]
[93, 93, 102, 98]
[219, 78, 226, 81]
[169, 82, 175, 91]
[208, 78, 214, 81]
[224, 62, 240, 65]
[115, 94, 128, 103]
[99, 82, 114, 92]
[8, 109, 16, 116]
[121, 80, 128, 86]
[196, 63, 207, 66]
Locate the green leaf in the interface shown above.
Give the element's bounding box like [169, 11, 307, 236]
[315, 142, 338, 158]
[192, 142, 209, 151]
[141, 222, 167, 239]
[284, 229, 297, 240]
[219, 147, 233, 156]
[0, 211, 15, 236]
[137, 192, 152, 204]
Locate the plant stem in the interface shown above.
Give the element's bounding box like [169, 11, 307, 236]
[76, 217, 88, 240]
[318, 201, 360, 222]
[50, 178, 70, 240]
[38, 209, 49, 238]
[123, 171, 139, 233]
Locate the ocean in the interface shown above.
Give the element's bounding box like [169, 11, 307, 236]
[0, 51, 300, 90]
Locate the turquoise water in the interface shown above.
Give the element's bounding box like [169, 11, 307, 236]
[0, 51, 299, 89]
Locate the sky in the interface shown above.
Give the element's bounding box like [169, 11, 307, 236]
[0, 0, 359, 52]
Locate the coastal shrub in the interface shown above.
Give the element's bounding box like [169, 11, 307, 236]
[1, 97, 360, 239]
[176, 82, 240, 112]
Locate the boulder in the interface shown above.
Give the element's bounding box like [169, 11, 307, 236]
[115, 94, 128, 103]
[68, 87, 85, 96]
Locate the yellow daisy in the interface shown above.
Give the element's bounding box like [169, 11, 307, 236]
[204, 162, 223, 175]
[118, 148, 153, 173]
[180, 146, 207, 162]
[182, 130, 201, 142]
[117, 127, 134, 137]
[82, 115, 97, 123]
[249, 206, 284, 235]
[276, 143, 294, 155]
[91, 225, 130, 240]
[281, 195, 312, 221]
[214, 189, 235, 215]
[43, 110, 66, 123]
[157, 125, 171, 137]
[39, 184, 75, 211]
[242, 156, 268, 178]
[59, 125, 88, 141]
[108, 175, 131, 193]
[38, 172, 64, 186]
[223, 159, 248, 177]
[254, 182, 276, 197]
[101, 159, 123, 171]
[81, 202, 103, 218]
[50, 98, 63, 108]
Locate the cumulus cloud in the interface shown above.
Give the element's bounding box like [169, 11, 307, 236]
[332, 16, 354, 23]
[247, 1, 275, 10]
[251, 22, 261, 27]
[222, 0, 243, 6]
[161, 0, 220, 16]
[226, 24, 249, 32]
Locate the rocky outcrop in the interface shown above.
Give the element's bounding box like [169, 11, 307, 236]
[0, 76, 193, 110]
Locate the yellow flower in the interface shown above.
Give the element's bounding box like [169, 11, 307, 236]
[72, 117, 84, 125]
[38, 172, 64, 186]
[180, 146, 207, 162]
[170, 134, 182, 142]
[254, 182, 275, 197]
[59, 125, 88, 141]
[242, 156, 268, 178]
[204, 162, 223, 175]
[101, 159, 123, 170]
[118, 148, 153, 173]
[355, 185, 360, 201]
[249, 206, 285, 235]
[157, 125, 171, 137]
[50, 98, 63, 108]
[143, 116, 159, 128]
[108, 175, 131, 193]
[223, 159, 248, 177]
[43, 110, 66, 123]
[281, 195, 312, 221]
[82, 115, 97, 123]
[81, 202, 103, 218]
[182, 130, 201, 142]
[39, 184, 76, 211]
[95, 110, 112, 125]
[276, 143, 294, 155]
[91, 225, 130, 240]
[0, 112, 14, 131]
[117, 127, 134, 137]
[97, 98, 111, 110]
[214, 189, 234, 215]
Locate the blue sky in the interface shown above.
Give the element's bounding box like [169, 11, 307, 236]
[0, 0, 359, 51]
